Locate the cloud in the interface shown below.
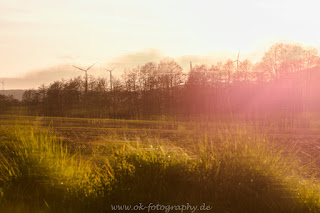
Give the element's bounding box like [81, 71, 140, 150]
[5, 49, 163, 89]
[105, 49, 164, 68]
[5, 64, 85, 90]
[105, 49, 233, 73]
[4, 49, 262, 90]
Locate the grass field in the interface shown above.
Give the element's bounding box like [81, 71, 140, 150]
[1, 115, 320, 212]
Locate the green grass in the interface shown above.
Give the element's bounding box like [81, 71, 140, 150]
[0, 125, 101, 212]
[0, 123, 320, 212]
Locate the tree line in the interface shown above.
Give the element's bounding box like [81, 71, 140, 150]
[0, 94, 20, 113]
[18, 43, 320, 120]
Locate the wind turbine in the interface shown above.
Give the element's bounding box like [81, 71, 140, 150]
[1, 79, 5, 91]
[73, 62, 97, 95]
[233, 50, 243, 71]
[105, 67, 116, 90]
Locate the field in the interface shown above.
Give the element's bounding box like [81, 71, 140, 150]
[1, 114, 320, 212]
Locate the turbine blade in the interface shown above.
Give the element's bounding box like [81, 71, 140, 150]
[86, 62, 97, 71]
[73, 65, 86, 72]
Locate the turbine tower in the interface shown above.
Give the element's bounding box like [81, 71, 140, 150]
[233, 50, 242, 71]
[105, 67, 115, 90]
[73, 62, 96, 95]
[1, 79, 5, 91]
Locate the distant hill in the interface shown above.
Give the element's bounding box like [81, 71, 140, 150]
[0, 90, 25, 101]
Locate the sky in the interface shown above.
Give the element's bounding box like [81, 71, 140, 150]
[0, 0, 319, 89]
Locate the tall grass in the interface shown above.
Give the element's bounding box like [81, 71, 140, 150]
[0, 125, 103, 212]
[0, 124, 319, 212]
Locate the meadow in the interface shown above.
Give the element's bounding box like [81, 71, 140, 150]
[1, 114, 320, 212]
